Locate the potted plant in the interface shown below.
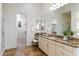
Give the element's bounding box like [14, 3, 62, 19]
[70, 31, 74, 36]
[63, 30, 74, 40]
[63, 31, 68, 40]
[63, 24, 74, 40]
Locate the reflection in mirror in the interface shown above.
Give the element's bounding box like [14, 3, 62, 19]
[36, 20, 41, 31]
[51, 18, 57, 34]
[36, 19, 45, 32]
[18, 21, 21, 28]
[52, 24, 56, 33]
[76, 12, 79, 36]
[41, 20, 45, 32]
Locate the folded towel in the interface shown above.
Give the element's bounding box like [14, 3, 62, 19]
[33, 39, 38, 42]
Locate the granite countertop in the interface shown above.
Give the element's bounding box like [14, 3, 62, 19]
[39, 35, 79, 48]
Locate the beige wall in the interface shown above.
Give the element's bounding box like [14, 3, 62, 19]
[0, 3, 2, 52]
[0, 3, 2, 51]
[2, 4, 17, 49]
[2, 3, 41, 49]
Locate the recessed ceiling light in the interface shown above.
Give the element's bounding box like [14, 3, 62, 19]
[49, 3, 67, 11]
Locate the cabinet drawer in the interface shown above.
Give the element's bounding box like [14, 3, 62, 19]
[48, 40, 55, 45]
[56, 42, 63, 47]
[43, 38, 48, 41]
[62, 44, 75, 52]
[56, 42, 75, 53]
[61, 49, 73, 56]
[38, 37, 42, 40]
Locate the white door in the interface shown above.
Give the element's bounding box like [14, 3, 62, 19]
[16, 14, 27, 47]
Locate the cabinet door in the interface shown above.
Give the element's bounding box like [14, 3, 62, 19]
[56, 46, 62, 56]
[48, 41, 56, 56]
[38, 37, 48, 55]
[42, 38, 48, 55]
[56, 42, 63, 56]
[38, 37, 43, 50]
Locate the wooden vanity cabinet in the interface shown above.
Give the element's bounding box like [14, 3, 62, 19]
[38, 36, 77, 56]
[56, 42, 75, 56]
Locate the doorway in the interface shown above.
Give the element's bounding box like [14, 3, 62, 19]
[16, 13, 27, 55]
[16, 13, 27, 48]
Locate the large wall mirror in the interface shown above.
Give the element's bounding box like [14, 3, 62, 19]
[51, 18, 57, 34]
[76, 12, 79, 36]
[35, 19, 46, 32]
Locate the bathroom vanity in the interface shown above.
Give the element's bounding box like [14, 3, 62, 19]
[38, 35, 79, 56]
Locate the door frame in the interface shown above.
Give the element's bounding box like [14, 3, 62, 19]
[16, 13, 27, 47]
[1, 18, 5, 51]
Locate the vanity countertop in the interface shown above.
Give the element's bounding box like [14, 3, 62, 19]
[39, 35, 79, 48]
